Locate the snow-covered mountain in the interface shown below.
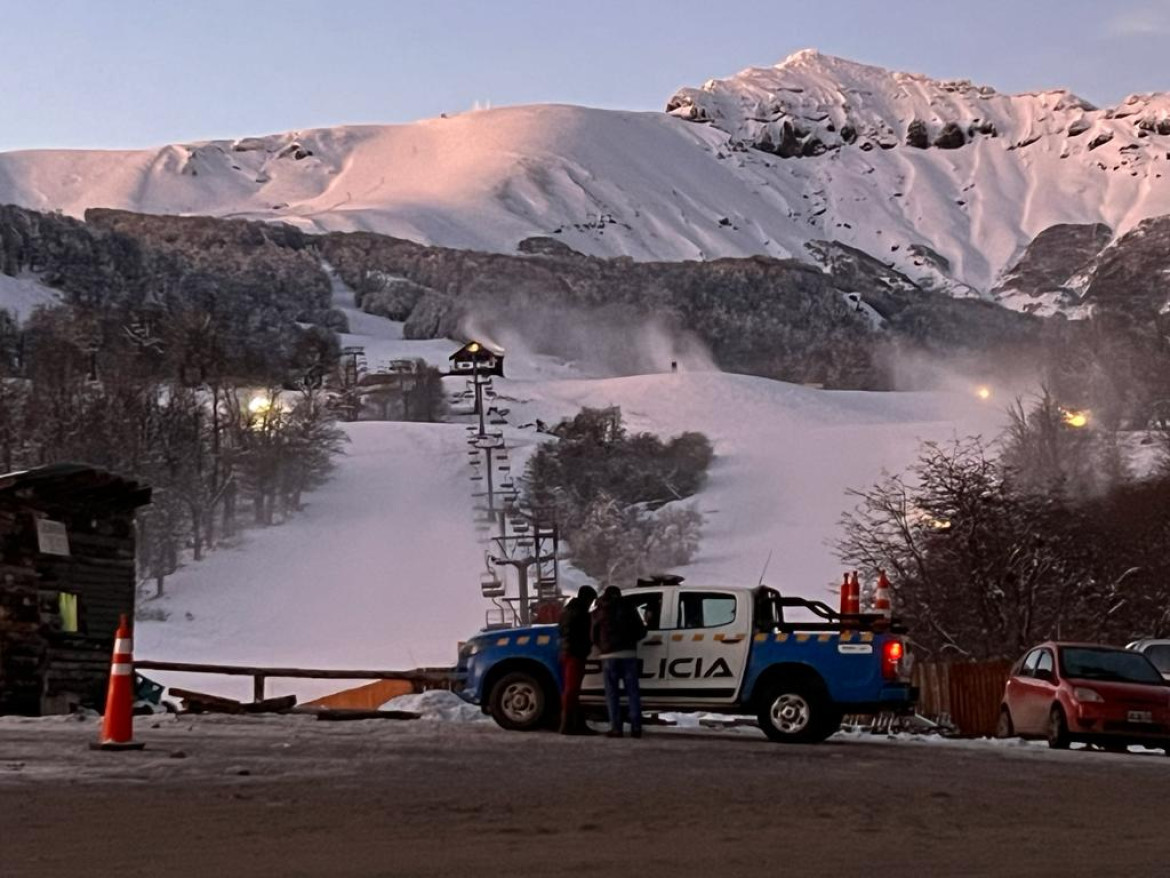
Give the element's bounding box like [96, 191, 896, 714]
[2, 50, 1169, 306]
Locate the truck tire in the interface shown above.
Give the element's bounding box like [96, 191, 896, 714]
[756, 679, 836, 744]
[489, 670, 551, 732]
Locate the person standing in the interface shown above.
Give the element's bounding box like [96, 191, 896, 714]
[557, 585, 597, 735]
[591, 585, 647, 738]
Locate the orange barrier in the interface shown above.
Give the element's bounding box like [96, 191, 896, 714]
[305, 678, 415, 710]
[91, 614, 144, 751]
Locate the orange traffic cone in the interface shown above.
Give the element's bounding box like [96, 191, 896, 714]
[90, 614, 145, 751]
[846, 571, 861, 615]
[873, 570, 892, 618]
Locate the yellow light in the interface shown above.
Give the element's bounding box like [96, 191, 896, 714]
[929, 518, 952, 531]
[467, 342, 480, 353]
[1063, 409, 1089, 428]
[248, 395, 272, 415]
[976, 386, 992, 401]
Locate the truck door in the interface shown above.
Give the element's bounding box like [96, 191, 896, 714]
[580, 589, 674, 706]
[660, 590, 751, 705]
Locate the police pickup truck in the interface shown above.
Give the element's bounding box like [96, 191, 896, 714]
[455, 579, 914, 743]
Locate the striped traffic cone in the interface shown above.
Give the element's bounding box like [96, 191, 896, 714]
[90, 614, 145, 751]
[873, 570, 892, 618]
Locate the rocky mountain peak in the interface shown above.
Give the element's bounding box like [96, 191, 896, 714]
[665, 51, 1128, 158]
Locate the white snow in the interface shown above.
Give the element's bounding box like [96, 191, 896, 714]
[2, 51, 1169, 301]
[0, 272, 60, 321]
[380, 690, 490, 723]
[135, 421, 488, 701]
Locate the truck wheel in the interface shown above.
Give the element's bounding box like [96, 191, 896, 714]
[489, 671, 550, 732]
[1046, 705, 1070, 750]
[757, 680, 834, 744]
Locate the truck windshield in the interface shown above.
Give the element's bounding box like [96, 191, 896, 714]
[1059, 647, 1164, 685]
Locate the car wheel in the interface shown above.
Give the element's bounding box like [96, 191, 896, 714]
[996, 706, 1015, 739]
[757, 680, 835, 744]
[1046, 705, 1071, 750]
[488, 671, 549, 732]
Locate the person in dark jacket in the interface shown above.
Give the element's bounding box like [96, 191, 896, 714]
[557, 585, 598, 735]
[591, 585, 647, 738]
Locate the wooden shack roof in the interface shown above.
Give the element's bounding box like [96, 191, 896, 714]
[449, 340, 504, 361]
[0, 464, 152, 509]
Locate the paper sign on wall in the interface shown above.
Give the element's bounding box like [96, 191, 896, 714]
[36, 519, 71, 556]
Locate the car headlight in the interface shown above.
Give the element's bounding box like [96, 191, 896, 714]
[1074, 687, 1104, 703]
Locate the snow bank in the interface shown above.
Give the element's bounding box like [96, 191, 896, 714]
[380, 690, 489, 723]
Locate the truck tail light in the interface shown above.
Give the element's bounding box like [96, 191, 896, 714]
[882, 639, 905, 680]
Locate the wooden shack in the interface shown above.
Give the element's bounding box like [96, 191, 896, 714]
[0, 464, 151, 716]
[449, 340, 504, 377]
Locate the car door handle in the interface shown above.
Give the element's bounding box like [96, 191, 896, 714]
[717, 636, 745, 644]
[644, 637, 664, 646]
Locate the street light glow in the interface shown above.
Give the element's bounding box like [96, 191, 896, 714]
[976, 386, 992, 401]
[1062, 408, 1089, 428]
[248, 395, 273, 415]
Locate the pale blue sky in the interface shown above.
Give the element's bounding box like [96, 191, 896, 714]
[1, 0, 1166, 152]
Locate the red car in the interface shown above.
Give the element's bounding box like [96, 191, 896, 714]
[998, 641, 1170, 751]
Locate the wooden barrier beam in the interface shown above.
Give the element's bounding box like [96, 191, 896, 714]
[135, 659, 453, 684]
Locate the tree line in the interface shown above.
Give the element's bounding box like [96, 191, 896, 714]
[0, 303, 346, 596]
[837, 391, 1170, 660]
[524, 406, 714, 584]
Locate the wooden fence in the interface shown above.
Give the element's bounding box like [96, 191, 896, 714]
[912, 659, 1013, 737]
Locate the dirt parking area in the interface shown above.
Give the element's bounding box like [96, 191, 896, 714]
[1, 713, 1165, 877]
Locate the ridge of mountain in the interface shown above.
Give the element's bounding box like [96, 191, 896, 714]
[1, 50, 1169, 311]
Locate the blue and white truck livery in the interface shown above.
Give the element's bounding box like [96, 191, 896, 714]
[455, 579, 915, 743]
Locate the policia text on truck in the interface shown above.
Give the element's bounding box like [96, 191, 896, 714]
[456, 578, 915, 743]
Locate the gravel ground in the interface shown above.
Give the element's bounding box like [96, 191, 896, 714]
[1, 713, 1166, 877]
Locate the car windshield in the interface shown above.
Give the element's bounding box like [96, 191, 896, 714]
[1143, 644, 1170, 674]
[1059, 647, 1164, 685]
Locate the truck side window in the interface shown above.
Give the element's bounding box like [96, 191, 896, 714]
[624, 593, 663, 631]
[678, 593, 737, 629]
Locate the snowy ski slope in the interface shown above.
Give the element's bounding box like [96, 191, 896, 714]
[137, 287, 1006, 698]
